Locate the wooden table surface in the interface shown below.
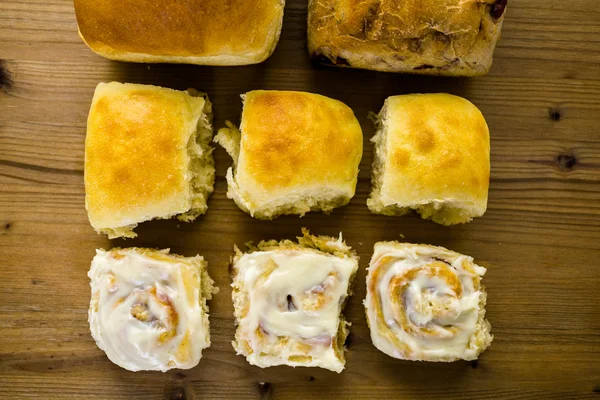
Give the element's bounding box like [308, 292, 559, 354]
[1, 1, 599, 399]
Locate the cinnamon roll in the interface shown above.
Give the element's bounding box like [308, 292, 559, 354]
[231, 229, 358, 372]
[365, 242, 492, 361]
[88, 248, 217, 371]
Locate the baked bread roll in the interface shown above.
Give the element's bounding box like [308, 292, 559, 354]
[85, 82, 214, 238]
[74, 0, 285, 65]
[215, 90, 363, 219]
[367, 93, 490, 225]
[308, 0, 507, 76]
[365, 242, 492, 361]
[231, 229, 358, 372]
[88, 248, 217, 372]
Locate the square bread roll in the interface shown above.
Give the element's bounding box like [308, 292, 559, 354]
[230, 229, 359, 372]
[365, 242, 492, 361]
[74, 0, 285, 65]
[88, 248, 217, 372]
[368, 93, 490, 225]
[85, 82, 214, 239]
[215, 90, 363, 219]
[308, 0, 507, 76]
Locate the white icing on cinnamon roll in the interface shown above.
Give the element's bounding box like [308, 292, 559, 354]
[365, 242, 492, 361]
[232, 248, 358, 372]
[88, 248, 215, 372]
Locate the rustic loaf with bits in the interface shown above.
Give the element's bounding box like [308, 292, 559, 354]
[308, 0, 508, 76]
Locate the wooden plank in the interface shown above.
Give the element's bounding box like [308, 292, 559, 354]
[1, 0, 599, 399]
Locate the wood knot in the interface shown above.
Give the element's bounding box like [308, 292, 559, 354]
[592, 384, 600, 393]
[548, 107, 563, 121]
[471, 360, 479, 369]
[556, 154, 576, 171]
[0, 60, 13, 92]
[165, 386, 186, 400]
[490, 0, 508, 19]
[308, 376, 316, 382]
[257, 382, 273, 399]
[164, 382, 192, 400]
[4, 222, 11, 230]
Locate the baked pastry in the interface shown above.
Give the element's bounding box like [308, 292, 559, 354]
[85, 82, 214, 238]
[74, 0, 285, 65]
[308, 0, 508, 76]
[231, 229, 358, 372]
[365, 242, 492, 361]
[88, 248, 217, 371]
[215, 90, 363, 219]
[367, 93, 490, 225]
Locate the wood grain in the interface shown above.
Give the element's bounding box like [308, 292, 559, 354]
[1, 0, 599, 399]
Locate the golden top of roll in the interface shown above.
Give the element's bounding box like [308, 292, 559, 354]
[231, 229, 359, 372]
[88, 248, 216, 371]
[365, 242, 492, 361]
[215, 90, 363, 219]
[309, 0, 506, 75]
[383, 93, 490, 204]
[74, 0, 285, 65]
[238, 91, 362, 192]
[368, 93, 490, 225]
[85, 82, 214, 238]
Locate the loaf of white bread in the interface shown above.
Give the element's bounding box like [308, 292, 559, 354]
[74, 0, 285, 65]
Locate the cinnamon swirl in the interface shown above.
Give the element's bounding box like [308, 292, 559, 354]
[365, 242, 492, 361]
[88, 248, 217, 371]
[231, 229, 358, 372]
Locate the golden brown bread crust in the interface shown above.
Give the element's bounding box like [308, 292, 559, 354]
[308, 0, 507, 76]
[85, 82, 214, 238]
[216, 90, 363, 219]
[367, 93, 490, 224]
[74, 0, 285, 65]
[240, 91, 362, 192]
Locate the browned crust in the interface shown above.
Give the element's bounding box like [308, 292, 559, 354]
[74, 0, 284, 64]
[308, 0, 507, 76]
[84, 83, 214, 238]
